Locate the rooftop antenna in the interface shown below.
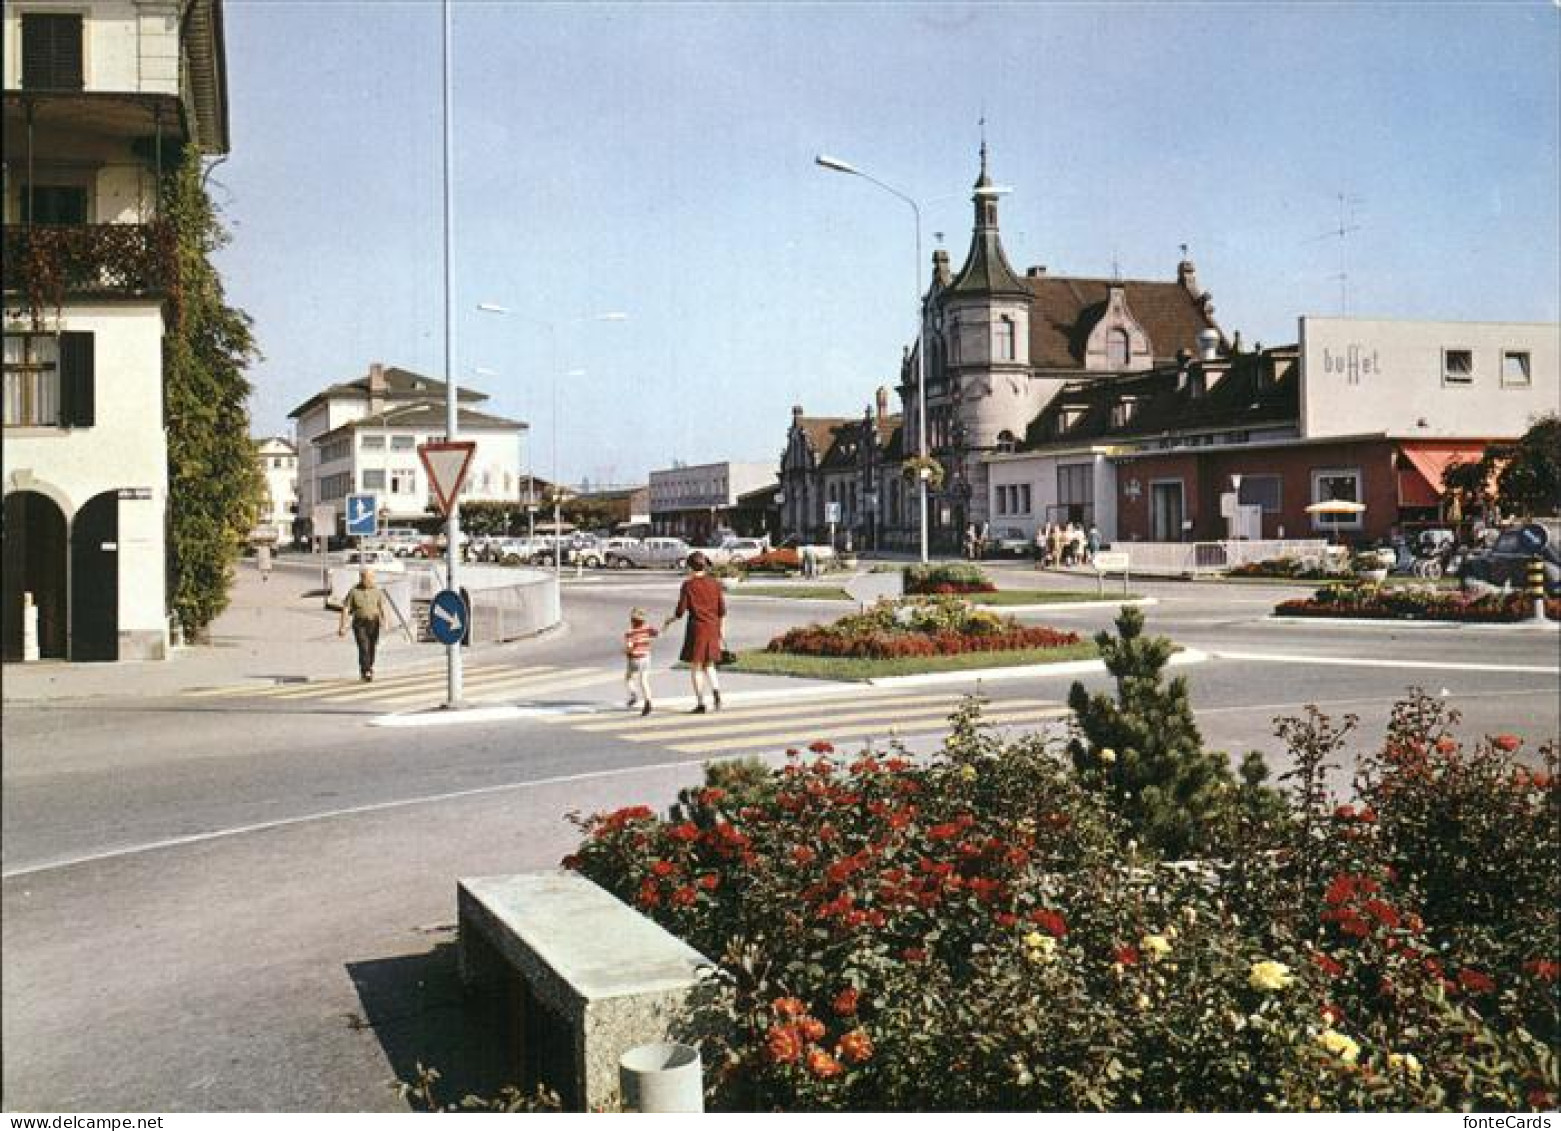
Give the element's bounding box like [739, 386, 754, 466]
[1307, 191, 1365, 316]
[1111, 252, 1122, 282]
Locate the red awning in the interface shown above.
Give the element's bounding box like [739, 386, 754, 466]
[1396, 444, 1487, 508]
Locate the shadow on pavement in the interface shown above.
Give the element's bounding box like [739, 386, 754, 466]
[346, 941, 515, 1109]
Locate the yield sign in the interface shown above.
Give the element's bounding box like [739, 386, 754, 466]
[417, 441, 477, 514]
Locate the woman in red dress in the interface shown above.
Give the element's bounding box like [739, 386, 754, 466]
[664, 551, 727, 713]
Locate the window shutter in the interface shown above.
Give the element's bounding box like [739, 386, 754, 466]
[60, 332, 94, 427]
[22, 14, 84, 91]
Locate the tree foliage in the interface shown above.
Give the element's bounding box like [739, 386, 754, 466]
[163, 153, 265, 637]
[1443, 414, 1561, 520]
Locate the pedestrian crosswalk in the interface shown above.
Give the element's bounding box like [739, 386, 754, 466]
[184, 663, 614, 709]
[543, 690, 1070, 756]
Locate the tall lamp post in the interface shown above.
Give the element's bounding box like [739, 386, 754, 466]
[815, 153, 929, 564]
[475, 305, 627, 576]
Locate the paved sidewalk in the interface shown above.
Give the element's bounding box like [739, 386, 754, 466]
[2, 559, 448, 703]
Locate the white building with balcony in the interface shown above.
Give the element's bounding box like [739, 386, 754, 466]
[2, 0, 229, 661]
[253, 436, 297, 544]
[289, 363, 527, 535]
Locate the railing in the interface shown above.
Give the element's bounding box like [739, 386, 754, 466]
[1, 223, 179, 322]
[1108, 539, 1331, 576]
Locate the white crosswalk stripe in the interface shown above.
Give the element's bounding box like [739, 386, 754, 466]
[545, 690, 1069, 754]
[185, 664, 612, 707]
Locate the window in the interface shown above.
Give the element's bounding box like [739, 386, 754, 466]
[1057, 464, 1092, 509]
[22, 13, 83, 91]
[996, 430, 1017, 454]
[3, 332, 93, 428]
[1442, 349, 1473, 386]
[1107, 328, 1130, 368]
[390, 435, 416, 451]
[1310, 468, 1363, 530]
[362, 469, 386, 491]
[320, 473, 351, 501]
[996, 317, 1016, 361]
[1237, 474, 1282, 513]
[390, 469, 417, 495]
[1502, 351, 1531, 387]
[319, 437, 351, 463]
[361, 434, 385, 450]
[1019, 484, 1032, 514]
[20, 185, 88, 224]
[1110, 398, 1138, 429]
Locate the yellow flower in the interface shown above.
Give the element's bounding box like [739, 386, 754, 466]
[1024, 932, 1057, 962]
[1141, 934, 1172, 960]
[1317, 1028, 1360, 1064]
[959, 764, 978, 782]
[1387, 1052, 1422, 1077]
[1098, 747, 1117, 764]
[1135, 993, 1152, 1010]
[1248, 960, 1295, 992]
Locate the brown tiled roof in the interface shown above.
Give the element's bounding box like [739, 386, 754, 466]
[1026, 276, 1220, 369]
[288, 366, 487, 419]
[794, 416, 850, 459]
[1025, 349, 1299, 448]
[314, 403, 525, 443]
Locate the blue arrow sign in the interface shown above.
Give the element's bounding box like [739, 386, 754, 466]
[429, 589, 469, 646]
[346, 494, 378, 537]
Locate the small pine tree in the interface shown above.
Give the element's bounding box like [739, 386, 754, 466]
[1067, 605, 1247, 858]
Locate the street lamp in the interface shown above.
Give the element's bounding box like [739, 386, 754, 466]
[474, 304, 627, 576]
[815, 153, 929, 563]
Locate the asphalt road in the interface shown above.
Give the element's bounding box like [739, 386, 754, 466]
[3, 566, 1556, 1110]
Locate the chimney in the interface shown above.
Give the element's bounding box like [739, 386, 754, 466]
[1196, 329, 1220, 362]
[1178, 257, 1199, 295]
[876, 386, 889, 420]
[932, 249, 952, 286]
[367, 362, 387, 415]
[1232, 330, 1245, 355]
[792, 404, 804, 423]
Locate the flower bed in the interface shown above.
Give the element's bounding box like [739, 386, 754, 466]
[566, 691, 1559, 1112]
[1276, 583, 1561, 623]
[765, 597, 1080, 660]
[903, 563, 997, 595]
[1230, 556, 1342, 581]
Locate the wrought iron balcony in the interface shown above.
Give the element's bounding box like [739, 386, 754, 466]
[2, 222, 178, 323]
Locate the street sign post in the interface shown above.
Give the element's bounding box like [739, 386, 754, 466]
[429, 589, 468, 646]
[346, 494, 378, 538]
[418, 441, 478, 515]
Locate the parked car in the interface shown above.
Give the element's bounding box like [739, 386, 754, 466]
[721, 537, 768, 564]
[1458, 521, 1561, 596]
[341, 549, 405, 573]
[564, 533, 608, 568]
[372, 527, 424, 556]
[605, 537, 693, 569]
[984, 527, 1032, 558]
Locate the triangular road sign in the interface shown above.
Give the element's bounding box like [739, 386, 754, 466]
[418, 441, 477, 515]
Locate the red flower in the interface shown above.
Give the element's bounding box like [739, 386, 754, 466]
[649, 859, 677, 878]
[1523, 958, 1560, 983]
[837, 1028, 874, 1064]
[1458, 968, 1497, 994]
[1361, 898, 1401, 929]
[772, 996, 807, 1018]
[799, 1016, 826, 1042]
[636, 879, 660, 909]
[832, 987, 860, 1017]
[1312, 952, 1345, 978]
[994, 912, 1019, 929]
[1114, 945, 1141, 967]
[1528, 1090, 1555, 1110]
[805, 1048, 843, 1078]
[697, 787, 726, 805]
[1029, 908, 1069, 938]
[697, 873, 720, 891]
[808, 740, 835, 754]
[669, 885, 697, 908]
[766, 1025, 803, 1064]
[1435, 735, 1459, 753]
[791, 845, 817, 866]
[901, 947, 928, 963]
[1492, 734, 1522, 752]
[927, 822, 962, 842]
[668, 822, 699, 843]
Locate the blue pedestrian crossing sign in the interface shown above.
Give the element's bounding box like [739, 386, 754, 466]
[345, 494, 378, 537]
[429, 589, 468, 646]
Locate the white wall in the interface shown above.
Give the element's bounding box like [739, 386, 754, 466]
[985, 448, 1118, 541]
[1300, 317, 1559, 440]
[2, 301, 169, 654]
[2, 0, 180, 95]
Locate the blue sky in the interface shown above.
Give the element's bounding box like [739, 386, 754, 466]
[219, 0, 1560, 487]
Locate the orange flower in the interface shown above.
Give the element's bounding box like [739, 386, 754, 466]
[772, 996, 807, 1018]
[805, 1048, 843, 1078]
[799, 1016, 826, 1042]
[832, 987, 860, 1016]
[766, 1025, 803, 1064]
[837, 1028, 874, 1064]
[1492, 734, 1522, 752]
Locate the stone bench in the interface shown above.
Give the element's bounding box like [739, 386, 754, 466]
[457, 871, 714, 1110]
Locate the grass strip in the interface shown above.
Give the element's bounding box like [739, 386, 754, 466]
[730, 585, 853, 600]
[725, 640, 1100, 682]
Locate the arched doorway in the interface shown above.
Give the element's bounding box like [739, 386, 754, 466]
[70, 491, 119, 662]
[2, 490, 68, 660]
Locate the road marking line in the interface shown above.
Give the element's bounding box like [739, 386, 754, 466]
[666, 705, 1071, 754]
[186, 664, 562, 701]
[568, 689, 938, 734]
[1211, 649, 1559, 676]
[309, 665, 576, 703]
[347, 669, 615, 708]
[613, 698, 1051, 744]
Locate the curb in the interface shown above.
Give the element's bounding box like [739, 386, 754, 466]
[865, 647, 1209, 688]
[1269, 615, 1558, 632]
[993, 596, 1157, 614]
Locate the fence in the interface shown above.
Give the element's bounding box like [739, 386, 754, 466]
[1106, 539, 1332, 577]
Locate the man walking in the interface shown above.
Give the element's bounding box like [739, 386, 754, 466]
[338, 568, 387, 682]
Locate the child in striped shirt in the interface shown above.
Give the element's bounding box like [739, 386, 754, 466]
[623, 607, 658, 716]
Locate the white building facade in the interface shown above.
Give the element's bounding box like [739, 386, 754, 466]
[649, 461, 775, 541]
[2, 0, 229, 661]
[254, 436, 297, 543]
[290, 363, 526, 535]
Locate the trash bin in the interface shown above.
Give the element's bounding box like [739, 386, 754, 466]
[618, 1041, 702, 1113]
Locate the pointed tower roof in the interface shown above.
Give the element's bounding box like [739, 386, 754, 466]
[948, 142, 1028, 299]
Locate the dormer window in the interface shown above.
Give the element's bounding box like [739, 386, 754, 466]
[996, 430, 1017, 453]
[1059, 408, 1084, 432]
[1110, 398, 1138, 429]
[1106, 328, 1130, 368]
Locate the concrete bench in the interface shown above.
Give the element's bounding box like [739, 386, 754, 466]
[457, 871, 714, 1110]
